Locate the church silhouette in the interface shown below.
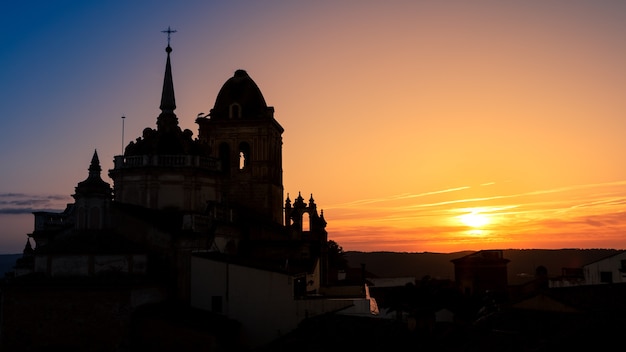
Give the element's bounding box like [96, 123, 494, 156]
[1, 36, 372, 351]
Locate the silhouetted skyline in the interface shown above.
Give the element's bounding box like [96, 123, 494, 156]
[3, 1, 626, 253]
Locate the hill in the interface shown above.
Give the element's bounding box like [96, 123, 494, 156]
[345, 249, 621, 283]
[0, 254, 20, 277]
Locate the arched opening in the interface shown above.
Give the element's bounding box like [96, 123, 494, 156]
[219, 143, 231, 175]
[302, 212, 310, 232]
[238, 142, 250, 170]
[229, 103, 241, 119]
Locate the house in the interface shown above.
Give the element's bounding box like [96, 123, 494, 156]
[548, 267, 585, 288]
[582, 250, 626, 285]
[451, 250, 510, 298]
[547, 250, 626, 288]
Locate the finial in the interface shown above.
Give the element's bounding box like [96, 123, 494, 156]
[89, 149, 101, 173]
[285, 193, 291, 207]
[161, 26, 177, 49]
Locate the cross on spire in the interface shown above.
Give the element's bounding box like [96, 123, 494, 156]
[161, 26, 177, 46]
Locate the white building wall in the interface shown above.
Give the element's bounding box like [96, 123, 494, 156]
[306, 259, 320, 293]
[190, 257, 228, 312]
[584, 251, 626, 285]
[190, 256, 355, 348]
[228, 264, 298, 346]
[190, 257, 298, 347]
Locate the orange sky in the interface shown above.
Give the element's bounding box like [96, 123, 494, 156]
[2, 1, 626, 253]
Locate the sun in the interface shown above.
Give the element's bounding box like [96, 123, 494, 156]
[459, 210, 490, 228]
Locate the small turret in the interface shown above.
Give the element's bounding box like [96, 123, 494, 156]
[73, 150, 112, 230]
[13, 238, 35, 276]
[23, 238, 34, 255]
[74, 150, 112, 199]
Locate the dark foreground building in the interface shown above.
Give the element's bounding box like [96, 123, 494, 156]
[1, 40, 336, 351]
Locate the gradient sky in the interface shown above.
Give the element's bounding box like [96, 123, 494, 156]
[3, 0, 626, 254]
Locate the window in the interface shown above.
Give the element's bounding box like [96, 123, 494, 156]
[229, 103, 241, 119]
[239, 152, 246, 170]
[600, 271, 613, 284]
[293, 277, 306, 298]
[302, 212, 310, 232]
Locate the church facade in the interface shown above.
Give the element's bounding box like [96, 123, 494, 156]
[1, 41, 336, 351]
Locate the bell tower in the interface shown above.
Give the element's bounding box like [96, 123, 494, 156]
[196, 70, 284, 225]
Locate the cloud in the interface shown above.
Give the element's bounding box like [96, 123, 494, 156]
[0, 193, 71, 214]
[325, 186, 471, 208]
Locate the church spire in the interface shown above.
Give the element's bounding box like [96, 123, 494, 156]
[157, 27, 178, 132]
[159, 46, 176, 115]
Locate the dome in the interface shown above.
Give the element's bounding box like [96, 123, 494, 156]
[210, 70, 271, 120]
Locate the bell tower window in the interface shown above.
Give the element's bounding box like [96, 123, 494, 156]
[239, 152, 246, 169]
[302, 212, 310, 232]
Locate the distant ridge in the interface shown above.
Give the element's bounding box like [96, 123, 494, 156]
[0, 254, 20, 277]
[345, 249, 621, 283]
[345, 251, 473, 280]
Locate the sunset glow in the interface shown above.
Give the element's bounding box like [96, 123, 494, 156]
[3, 1, 626, 254]
[458, 209, 491, 229]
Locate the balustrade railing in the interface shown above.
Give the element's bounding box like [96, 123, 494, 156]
[113, 155, 220, 171]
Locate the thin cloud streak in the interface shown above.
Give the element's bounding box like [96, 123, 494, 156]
[326, 186, 471, 208]
[329, 180, 626, 213]
[326, 180, 626, 252]
[0, 193, 71, 214]
[0, 208, 67, 215]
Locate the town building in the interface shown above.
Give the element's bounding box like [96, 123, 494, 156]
[451, 249, 510, 298]
[581, 250, 626, 285]
[549, 250, 626, 287]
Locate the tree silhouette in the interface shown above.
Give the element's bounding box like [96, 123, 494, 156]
[327, 240, 348, 271]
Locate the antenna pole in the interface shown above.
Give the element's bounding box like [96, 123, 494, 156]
[121, 115, 126, 155]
